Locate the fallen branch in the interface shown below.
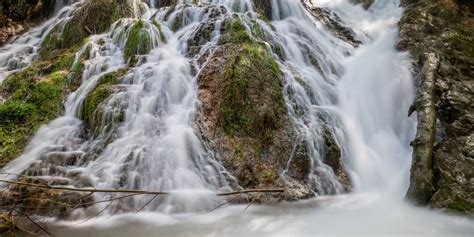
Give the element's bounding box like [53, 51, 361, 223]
[0, 179, 284, 196]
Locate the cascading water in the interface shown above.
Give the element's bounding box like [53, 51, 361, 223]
[0, 0, 81, 83]
[0, 0, 473, 236]
[2, 1, 237, 214]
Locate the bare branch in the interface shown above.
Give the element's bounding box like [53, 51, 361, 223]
[0, 179, 284, 196]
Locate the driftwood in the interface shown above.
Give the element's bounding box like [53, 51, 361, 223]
[0, 179, 284, 196]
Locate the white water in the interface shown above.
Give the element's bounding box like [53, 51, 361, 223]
[0, 0, 81, 83]
[1, 0, 473, 236]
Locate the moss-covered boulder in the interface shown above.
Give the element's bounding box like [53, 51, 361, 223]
[39, 0, 132, 60]
[218, 18, 252, 45]
[0, 67, 68, 167]
[197, 17, 315, 201]
[218, 44, 284, 137]
[123, 20, 164, 64]
[81, 69, 127, 133]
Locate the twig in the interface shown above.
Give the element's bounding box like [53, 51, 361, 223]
[216, 188, 284, 196]
[0, 179, 170, 195]
[12, 209, 52, 236]
[136, 194, 159, 213]
[0, 179, 284, 196]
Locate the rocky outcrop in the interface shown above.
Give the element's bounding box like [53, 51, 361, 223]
[400, 0, 474, 213]
[0, 0, 56, 45]
[302, 1, 361, 47]
[39, 0, 133, 60]
[196, 19, 314, 202]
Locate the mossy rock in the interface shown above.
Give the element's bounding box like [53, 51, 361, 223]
[39, 0, 132, 60]
[0, 67, 67, 167]
[219, 43, 285, 140]
[124, 20, 152, 63]
[218, 18, 252, 45]
[81, 69, 127, 131]
[197, 41, 308, 198]
[123, 20, 164, 64]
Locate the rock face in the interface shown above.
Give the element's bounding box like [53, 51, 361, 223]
[302, 1, 361, 46]
[0, 0, 56, 45]
[196, 20, 314, 201]
[400, 0, 474, 213]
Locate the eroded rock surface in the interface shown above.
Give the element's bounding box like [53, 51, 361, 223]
[400, 0, 474, 213]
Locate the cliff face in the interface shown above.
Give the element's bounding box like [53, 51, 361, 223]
[399, 0, 473, 213]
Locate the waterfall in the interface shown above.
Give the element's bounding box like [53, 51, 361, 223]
[0, 0, 83, 83]
[0, 0, 416, 209]
[1, 0, 473, 236]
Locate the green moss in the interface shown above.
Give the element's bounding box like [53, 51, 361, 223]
[219, 19, 252, 45]
[124, 20, 153, 64]
[81, 69, 127, 130]
[39, 0, 131, 60]
[0, 101, 35, 124]
[171, 12, 183, 32]
[442, 30, 474, 65]
[39, 22, 86, 60]
[152, 18, 167, 42]
[80, 0, 126, 34]
[445, 196, 474, 213]
[219, 43, 284, 138]
[62, 21, 88, 49]
[0, 68, 67, 166]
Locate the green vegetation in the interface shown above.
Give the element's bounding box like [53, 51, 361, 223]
[219, 19, 252, 45]
[219, 43, 284, 139]
[0, 0, 133, 167]
[81, 69, 127, 132]
[447, 198, 474, 213]
[124, 20, 153, 63]
[39, 0, 131, 60]
[0, 68, 67, 166]
[152, 18, 167, 41]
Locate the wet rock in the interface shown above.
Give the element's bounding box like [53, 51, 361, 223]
[302, 2, 362, 47]
[81, 69, 128, 134]
[322, 125, 351, 191]
[39, 0, 133, 59]
[123, 20, 163, 65]
[0, 0, 56, 45]
[197, 42, 313, 202]
[253, 0, 273, 20]
[400, 0, 474, 213]
[154, 0, 176, 9]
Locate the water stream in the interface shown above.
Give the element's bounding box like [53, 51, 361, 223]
[1, 0, 473, 236]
